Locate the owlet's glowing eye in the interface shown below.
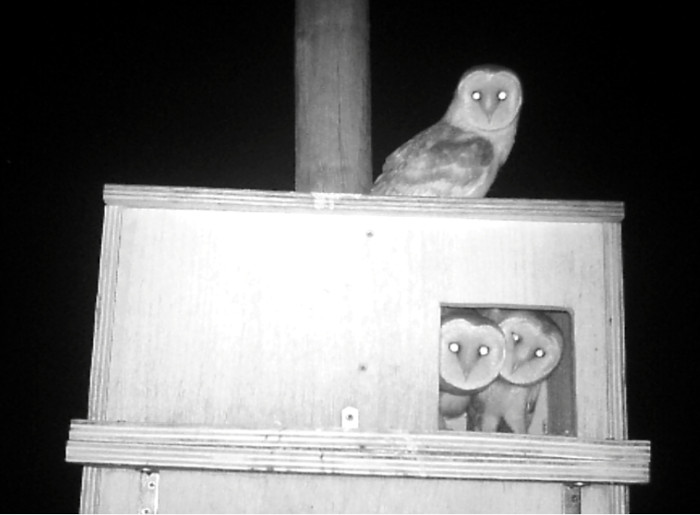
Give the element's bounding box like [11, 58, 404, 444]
[512, 332, 521, 344]
[471, 91, 482, 101]
[478, 345, 490, 357]
[448, 342, 461, 353]
[497, 90, 508, 101]
[534, 348, 546, 358]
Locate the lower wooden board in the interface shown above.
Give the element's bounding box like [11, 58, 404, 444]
[68, 421, 648, 513]
[95, 467, 567, 514]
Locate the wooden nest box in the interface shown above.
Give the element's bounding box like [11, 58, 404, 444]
[66, 184, 650, 513]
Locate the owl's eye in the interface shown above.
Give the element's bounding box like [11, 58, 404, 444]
[448, 342, 461, 353]
[471, 91, 482, 101]
[477, 345, 490, 357]
[497, 90, 508, 101]
[512, 332, 521, 344]
[534, 348, 546, 358]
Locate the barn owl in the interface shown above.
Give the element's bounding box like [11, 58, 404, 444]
[370, 66, 522, 197]
[467, 309, 564, 434]
[439, 309, 507, 429]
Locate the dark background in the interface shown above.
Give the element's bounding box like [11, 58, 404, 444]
[6, 3, 688, 512]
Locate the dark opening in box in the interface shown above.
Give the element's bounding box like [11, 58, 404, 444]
[439, 305, 575, 436]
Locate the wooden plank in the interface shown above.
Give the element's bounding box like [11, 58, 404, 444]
[86, 205, 626, 438]
[102, 184, 624, 222]
[94, 207, 621, 435]
[80, 205, 123, 513]
[66, 421, 650, 484]
[157, 471, 564, 513]
[93, 468, 141, 514]
[295, 0, 371, 193]
[93, 468, 565, 513]
[67, 421, 649, 460]
[87, 205, 122, 421]
[602, 222, 630, 513]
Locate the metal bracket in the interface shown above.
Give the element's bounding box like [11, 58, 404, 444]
[563, 482, 584, 514]
[138, 468, 160, 514]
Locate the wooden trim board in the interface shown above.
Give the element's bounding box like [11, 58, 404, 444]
[66, 420, 649, 484]
[103, 184, 624, 222]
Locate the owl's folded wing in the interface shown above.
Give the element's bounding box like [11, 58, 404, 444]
[371, 121, 496, 197]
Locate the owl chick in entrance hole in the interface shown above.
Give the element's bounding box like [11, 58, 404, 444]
[439, 309, 507, 429]
[467, 309, 564, 434]
[371, 66, 522, 197]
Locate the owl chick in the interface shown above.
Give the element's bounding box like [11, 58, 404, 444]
[439, 309, 507, 429]
[371, 66, 522, 197]
[467, 309, 564, 434]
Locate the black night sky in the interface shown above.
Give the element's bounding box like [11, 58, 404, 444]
[7, 3, 689, 513]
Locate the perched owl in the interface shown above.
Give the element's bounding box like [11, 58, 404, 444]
[439, 309, 507, 429]
[467, 309, 564, 434]
[370, 66, 522, 197]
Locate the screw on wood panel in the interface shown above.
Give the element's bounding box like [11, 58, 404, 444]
[341, 406, 359, 430]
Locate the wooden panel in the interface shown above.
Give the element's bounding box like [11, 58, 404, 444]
[65, 421, 651, 484]
[103, 184, 624, 222]
[80, 206, 123, 513]
[154, 471, 564, 514]
[97, 207, 614, 437]
[92, 468, 141, 514]
[581, 484, 616, 514]
[87, 467, 565, 513]
[106, 208, 433, 430]
[87, 205, 122, 421]
[602, 222, 629, 512]
[546, 311, 576, 436]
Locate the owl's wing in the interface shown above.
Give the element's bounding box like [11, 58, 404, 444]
[521, 381, 544, 433]
[371, 121, 497, 197]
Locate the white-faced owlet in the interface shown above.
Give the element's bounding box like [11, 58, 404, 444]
[439, 308, 507, 429]
[467, 309, 564, 434]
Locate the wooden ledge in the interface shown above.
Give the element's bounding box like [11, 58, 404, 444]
[66, 420, 649, 484]
[103, 184, 624, 223]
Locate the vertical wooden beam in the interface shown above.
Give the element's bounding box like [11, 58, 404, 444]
[295, 0, 371, 193]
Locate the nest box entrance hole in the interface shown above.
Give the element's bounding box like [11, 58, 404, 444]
[439, 305, 576, 436]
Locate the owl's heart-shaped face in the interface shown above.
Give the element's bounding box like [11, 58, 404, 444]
[449, 68, 522, 132]
[439, 312, 507, 394]
[496, 311, 563, 386]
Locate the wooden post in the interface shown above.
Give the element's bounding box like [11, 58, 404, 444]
[295, 0, 371, 193]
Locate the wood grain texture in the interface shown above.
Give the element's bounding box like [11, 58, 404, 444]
[66, 420, 650, 484]
[103, 184, 624, 222]
[156, 471, 564, 514]
[81, 205, 123, 513]
[93, 468, 565, 514]
[603, 222, 630, 513]
[87, 205, 122, 421]
[295, 0, 372, 193]
[96, 206, 617, 435]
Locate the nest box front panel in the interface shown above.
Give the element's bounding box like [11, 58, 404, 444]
[100, 205, 612, 437]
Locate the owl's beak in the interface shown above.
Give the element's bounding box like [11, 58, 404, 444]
[482, 99, 498, 122]
[509, 361, 520, 375]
